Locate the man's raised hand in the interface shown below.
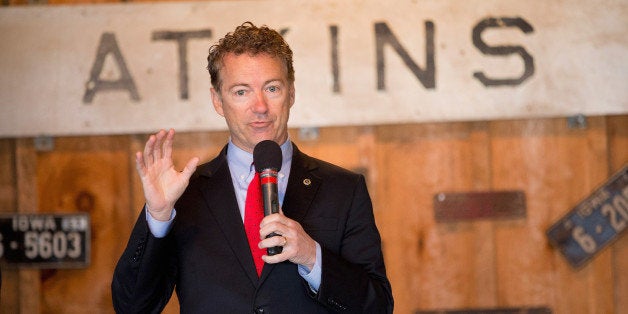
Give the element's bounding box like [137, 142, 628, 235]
[135, 129, 199, 221]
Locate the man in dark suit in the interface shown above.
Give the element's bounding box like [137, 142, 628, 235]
[112, 22, 393, 313]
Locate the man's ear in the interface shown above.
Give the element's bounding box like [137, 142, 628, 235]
[289, 84, 295, 108]
[210, 88, 225, 117]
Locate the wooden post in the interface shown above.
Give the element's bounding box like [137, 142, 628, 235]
[15, 138, 41, 313]
[608, 115, 628, 313]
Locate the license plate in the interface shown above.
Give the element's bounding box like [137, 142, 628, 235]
[546, 165, 628, 268]
[0, 213, 90, 268]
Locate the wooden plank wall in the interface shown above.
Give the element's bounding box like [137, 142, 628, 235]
[1, 116, 626, 313]
[1, 1, 627, 313]
[373, 117, 626, 313]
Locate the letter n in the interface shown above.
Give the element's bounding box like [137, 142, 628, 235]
[375, 21, 435, 90]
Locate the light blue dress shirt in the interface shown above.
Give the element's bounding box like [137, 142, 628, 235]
[146, 139, 322, 291]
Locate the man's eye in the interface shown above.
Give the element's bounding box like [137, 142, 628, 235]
[267, 86, 279, 93]
[235, 90, 246, 96]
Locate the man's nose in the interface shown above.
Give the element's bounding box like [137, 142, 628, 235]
[251, 92, 269, 114]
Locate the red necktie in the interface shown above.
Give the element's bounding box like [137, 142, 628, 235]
[244, 171, 264, 276]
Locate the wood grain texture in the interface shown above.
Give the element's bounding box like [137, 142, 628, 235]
[608, 115, 628, 314]
[1, 118, 626, 313]
[374, 122, 497, 312]
[15, 138, 41, 313]
[0, 139, 19, 313]
[490, 117, 612, 313]
[34, 136, 132, 313]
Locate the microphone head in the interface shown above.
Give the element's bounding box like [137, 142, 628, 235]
[253, 140, 282, 172]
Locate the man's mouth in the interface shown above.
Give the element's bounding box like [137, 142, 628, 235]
[250, 121, 271, 128]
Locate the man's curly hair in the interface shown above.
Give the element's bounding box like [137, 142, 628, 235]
[207, 22, 295, 93]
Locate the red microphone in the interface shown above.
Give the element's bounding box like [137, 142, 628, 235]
[253, 140, 283, 256]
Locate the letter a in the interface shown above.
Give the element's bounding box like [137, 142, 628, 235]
[83, 32, 140, 103]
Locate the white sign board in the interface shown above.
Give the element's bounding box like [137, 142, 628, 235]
[0, 0, 626, 137]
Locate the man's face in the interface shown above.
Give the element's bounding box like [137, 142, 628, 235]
[211, 53, 295, 153]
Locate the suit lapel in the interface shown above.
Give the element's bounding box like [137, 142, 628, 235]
[199, 146, 259, 285]
[282, 145, 321, 222]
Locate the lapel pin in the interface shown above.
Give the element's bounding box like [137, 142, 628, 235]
[303, 178, 312, 186]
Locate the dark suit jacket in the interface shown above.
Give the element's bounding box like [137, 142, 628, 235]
[112, 144, 393, 313]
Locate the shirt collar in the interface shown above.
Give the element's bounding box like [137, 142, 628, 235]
[226, 138, 293, 176]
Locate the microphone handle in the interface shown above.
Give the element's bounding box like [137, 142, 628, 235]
[261, 178, 283, 256]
